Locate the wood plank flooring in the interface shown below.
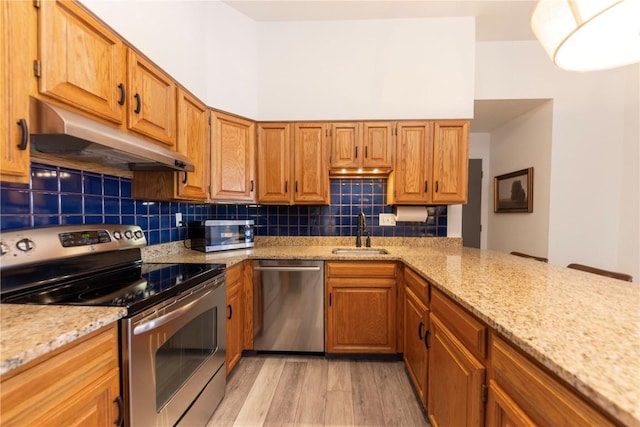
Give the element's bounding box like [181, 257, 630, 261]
[207, 356, 430, 427]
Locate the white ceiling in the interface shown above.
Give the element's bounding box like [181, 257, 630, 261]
[224, 0, 544, 131]
[223, 0, 538, 41]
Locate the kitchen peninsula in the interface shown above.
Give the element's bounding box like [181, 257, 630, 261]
[3, 238, 637, 426]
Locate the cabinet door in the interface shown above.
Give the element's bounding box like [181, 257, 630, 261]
[226, 263, 244, 374]
[428, 313, 485, 427]
[211, 112, 256, 202]
[329, 122, 361, 169]
[326, 278, 396, 353]
[293, 123, 329, 204]
[363, 122, 394, 169]
[486, 381, 535, 427]
[38, 0, 126, 124]
[1, 0, 35, 184]
[391, 121, 433, 204]
[432, 120, 469, 204]
[176, 89, 209, 200]
[127, 49, 176, 147]
[403, 286, 429, 407]
[257, 123, 291, 204]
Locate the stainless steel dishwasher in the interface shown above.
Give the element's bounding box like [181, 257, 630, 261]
[252, 259, 324, 352]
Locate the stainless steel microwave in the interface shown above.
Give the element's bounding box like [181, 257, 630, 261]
[188, 220, 254, 252]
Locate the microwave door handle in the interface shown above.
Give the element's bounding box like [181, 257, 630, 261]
[133, 289, 213, 335]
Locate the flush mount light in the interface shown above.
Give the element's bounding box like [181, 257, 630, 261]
[531, 0, 640, 71]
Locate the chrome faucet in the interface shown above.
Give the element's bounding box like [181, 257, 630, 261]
[356, 212, 371, 248]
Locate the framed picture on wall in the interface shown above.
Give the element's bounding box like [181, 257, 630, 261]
[494, 167, 533, 213]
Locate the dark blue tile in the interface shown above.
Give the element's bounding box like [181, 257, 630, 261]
[148, 215, 160, 230]
[121, 199, 135, 215]
[83, 196, 103, 215]
[31, 166, 59, 191]
[170, 228, 179, 242]
[121, 179, 132, 198]
[104, 197, 120, 215]
[83, 173, 103, 195]
[135, 200, 148, 216]
[33, 215, 59, 227]
[160, 215, 171, 229]
[1, 189, 30, 214]
[0, 215, 30, 230]
[135, 216, 149, 230]
[147, 230, 160, 245]
[61, 215, 83, 225]
[160, 229, 171, 243]
[32, 192, 59, 214]
[60, 171, 82, 193]
[341, 193, 351, 204]
[104, 177, 120, 197]
[105, 215, 120, 224]
[159, 202, 170, 215]
[122, 215, 135, 225]
[60, 194, 83, 214]
[147, 201, 159, 216]
[85, 215, 104, 225]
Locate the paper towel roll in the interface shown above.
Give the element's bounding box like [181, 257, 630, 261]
[394, 206, 429, 222]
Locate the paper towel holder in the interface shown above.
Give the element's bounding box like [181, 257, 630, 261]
[393, 206, 429, 222]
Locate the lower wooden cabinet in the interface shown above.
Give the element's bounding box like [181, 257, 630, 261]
[325, 261, 397, 353]
[0, 324, 122, 426]
[226, 262, 245, 374]
[403, 286, 429, 406]
[488, 334, 616, 427]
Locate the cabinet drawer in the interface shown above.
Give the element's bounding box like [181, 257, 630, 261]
[431, 288, 486, 359]
[326, 261, 396, 278]
[490, 335, 615, 427]
[404, 267, 428, 305]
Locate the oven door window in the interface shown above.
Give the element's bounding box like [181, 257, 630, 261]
[155, 307, 217, 411]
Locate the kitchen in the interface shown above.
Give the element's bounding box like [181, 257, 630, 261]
[1, 0, 639, 426]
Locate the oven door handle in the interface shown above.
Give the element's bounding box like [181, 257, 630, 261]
[133, 289, 213, 335]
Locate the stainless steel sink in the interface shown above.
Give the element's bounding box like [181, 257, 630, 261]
[331, 248, 389, 255]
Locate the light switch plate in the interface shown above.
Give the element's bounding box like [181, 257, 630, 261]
[379, 213, 396, 226]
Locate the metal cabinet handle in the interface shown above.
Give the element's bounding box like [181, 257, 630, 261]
[253, 266, 321, 272]
[295, 181, 299, 193]
[250, 180, 254, 192]
[435, 181, 439, 193]
[424, 181, 428, 193]
[113, 396, 124, 426]
[355, 146, 358, 159]
[365, 146, 368, 158]
[182, 171, 188, 184]
[285, 181, 288, 193]
[418, 321, 424, 340]
[117, 83, 126, 106]
[227, 304, 232, 319]
[134, 93, 141, 114]
[424, 329, 431, 349]
[16, 119, 28, 150]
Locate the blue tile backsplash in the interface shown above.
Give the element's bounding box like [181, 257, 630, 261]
[0, 163, 447, 245]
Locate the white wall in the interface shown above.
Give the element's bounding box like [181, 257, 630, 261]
[486, 102, 552, 257]
[256, 18, 475, 121]
[81, 0, 258, 118]
[469, 133, 491, 249]
[476, 41, 639, 281]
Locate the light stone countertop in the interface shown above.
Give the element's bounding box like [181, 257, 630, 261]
[1, 237, 637, 425]
[145, 240, 640, 426]
[0, 305, 126, 375]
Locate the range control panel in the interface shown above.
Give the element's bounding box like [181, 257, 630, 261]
[0, 225, 146, 269]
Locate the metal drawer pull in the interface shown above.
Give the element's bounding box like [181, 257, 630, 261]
[133, 289, 213, 335]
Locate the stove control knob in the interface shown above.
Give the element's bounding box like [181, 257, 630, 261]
[134, 230, 143, 239]
[113, 231, 122, 240]
[124, 230, 133, 240]
[16, 238, 34, 252]
[0, 242, 9, 256]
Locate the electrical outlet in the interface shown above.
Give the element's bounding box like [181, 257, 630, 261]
[379, 213, 396, 226]
[175, 212, 183, 227]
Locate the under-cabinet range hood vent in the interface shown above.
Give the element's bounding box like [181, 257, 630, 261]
[29, 98, 194, 172]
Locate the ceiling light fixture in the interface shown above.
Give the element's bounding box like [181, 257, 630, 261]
[531, 0, 640, 71]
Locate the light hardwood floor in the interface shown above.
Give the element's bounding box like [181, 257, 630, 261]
[207, 356, 430, 427]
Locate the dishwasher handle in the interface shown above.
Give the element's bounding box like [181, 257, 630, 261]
[254, 265, 321, 272]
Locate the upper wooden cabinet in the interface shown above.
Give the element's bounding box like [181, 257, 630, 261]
[293, 123, 329, 204]
[388, 120, 469, 205]
[257, 123, 291, 204]
[329, 121, 394, 173]
[131, 89, 209, 201]
[211, 112, 256, 202]
[127, 49, 177, 147]
[257, 122, 329, 205]
[1, 0, 36, 184]
[37, 0, 126, 125]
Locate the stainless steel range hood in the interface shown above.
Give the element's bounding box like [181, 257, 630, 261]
[29, 98, 194, 172]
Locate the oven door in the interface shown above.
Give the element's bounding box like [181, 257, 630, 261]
[123, 274, 226, 427]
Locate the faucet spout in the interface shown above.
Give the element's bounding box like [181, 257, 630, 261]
[356, 212, 367, 247]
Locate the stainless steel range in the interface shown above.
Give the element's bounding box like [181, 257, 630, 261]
[0, 225, 226, 427]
